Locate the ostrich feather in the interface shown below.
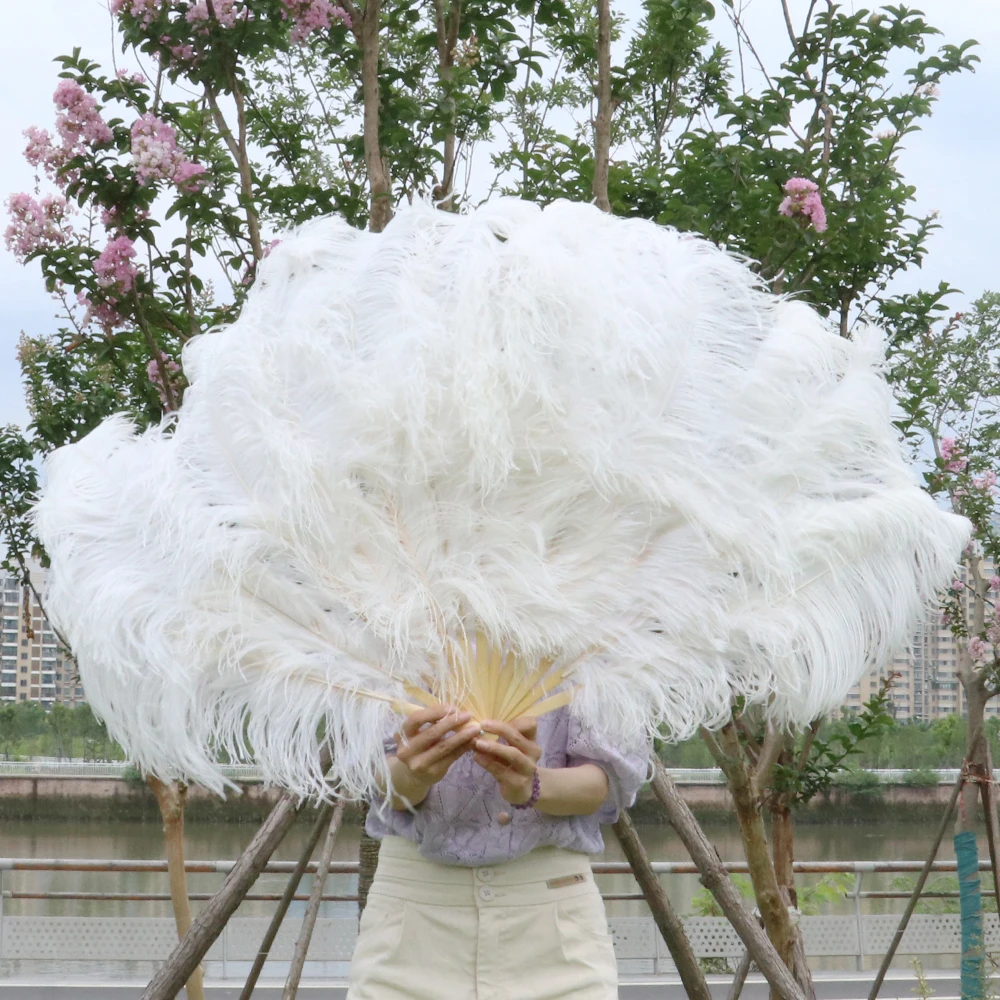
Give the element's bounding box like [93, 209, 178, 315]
[33, 199, 969, 800]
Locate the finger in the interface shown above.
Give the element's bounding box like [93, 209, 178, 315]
[480, 720, 539, 760]
[407, 711, 472, 753]
[474, 737, 535, 776]
[433, 741, 478, 773]
[473, 752, 511, 781]
[413, 723, 480, 767]
[401, 705, 464, 738]
[511, 716, 538, 741]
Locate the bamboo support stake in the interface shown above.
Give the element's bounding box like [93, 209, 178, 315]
[282, 800, 346, 999]
[239, 802, 335, 1000]
[980, 767, 1000, 930]
[648, 759, 806, 1000]
[146, 777, 204, 1000]
[727, 948, 753, 1000]
[142, 748, 332, 1000]
[612, 810, 711, 1000]
[867, 738, 975, 1000]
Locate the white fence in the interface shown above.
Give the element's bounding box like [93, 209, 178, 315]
[0, 911, 992, 980]
[0, 858, 994, 980]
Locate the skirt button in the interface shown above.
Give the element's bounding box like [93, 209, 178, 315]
[497, 811, 511, 826]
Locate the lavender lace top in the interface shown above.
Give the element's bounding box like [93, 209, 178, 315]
[366, 707, 649, 866]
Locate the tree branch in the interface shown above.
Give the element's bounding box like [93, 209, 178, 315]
[752, 722, 784, 798]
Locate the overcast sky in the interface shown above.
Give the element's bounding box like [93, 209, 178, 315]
[1, 1, 997, 430]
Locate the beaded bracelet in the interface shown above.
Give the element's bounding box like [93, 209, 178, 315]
[514, 767, 541, 810]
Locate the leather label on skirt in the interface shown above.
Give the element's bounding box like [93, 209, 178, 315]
[546, 873, 587, 889]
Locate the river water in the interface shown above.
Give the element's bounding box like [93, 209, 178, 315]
[0, 818, 960, 921]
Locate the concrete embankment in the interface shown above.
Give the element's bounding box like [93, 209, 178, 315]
[0, 773, 957, 824]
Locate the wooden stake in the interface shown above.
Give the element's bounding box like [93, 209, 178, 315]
[146, 776, 204, 1000]
[239, 802, 335, 1000]
[977, 762, 1000, 934]
[867, 744, 973, 1000]
[142, 748, 332, 1000]
[648, 759, 807, 1000]
[612, 811, 711, 1000]
[727, 948, 753, 1000]
[282, 801, 346, 999]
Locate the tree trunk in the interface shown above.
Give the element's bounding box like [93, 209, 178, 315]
[432, 0, 462, 205]
[359, 0, 393, 233]
[146, 776, 205, 1000]
[592, 0, 612, 212]
[716, 725, 797, 979]
[771, 750, 814, 998]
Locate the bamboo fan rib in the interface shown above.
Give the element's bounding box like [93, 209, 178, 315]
[32, 198, 970, 802]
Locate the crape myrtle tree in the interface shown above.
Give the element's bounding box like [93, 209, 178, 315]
[890, 293, 1000, 833]
[0, 0, 979, 988]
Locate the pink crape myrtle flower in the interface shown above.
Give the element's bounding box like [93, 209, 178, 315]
[973, 470, 998, 492]
[778, 177, 828, 233]
[23, 127, 67, 180]
[147, 357, 182, 407]
[186, 0, 243, 27]
[990, 576, 1000, 592]
[131, 113, 185, 184]
[280, 0, 352, 43]
[939, 437, 968, 473]
[131, 113, 207, 190]
[969, 636, 992, 664]
[4, 193, 71, 262]
[951, 579, 965, 592]
[53, 79, 113, 149]
[111, 0, 166, 28]
[95, 235, 139, 294]
[173, 161, 208, 191]
[116, 68, 146, 86]
[77, 291, 128, 334]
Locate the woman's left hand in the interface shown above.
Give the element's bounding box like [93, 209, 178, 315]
[473, 718, 542, 805]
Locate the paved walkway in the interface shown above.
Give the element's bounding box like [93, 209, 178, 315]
[0, 971, 965, 1000]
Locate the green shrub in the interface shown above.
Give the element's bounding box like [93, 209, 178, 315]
[901, 767, 941, 787]
[833, 768, 883, 799]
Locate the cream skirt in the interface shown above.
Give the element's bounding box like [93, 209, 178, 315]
[346, 835, 619, 1000]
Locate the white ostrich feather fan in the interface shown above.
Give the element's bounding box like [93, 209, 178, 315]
[33, 199, 969, 800]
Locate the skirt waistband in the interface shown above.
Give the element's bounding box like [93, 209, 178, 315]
[370, 836, 596, 908]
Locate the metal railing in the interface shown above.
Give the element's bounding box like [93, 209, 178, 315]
[0, 760, 263, 779]
[0, 761, 987, 782]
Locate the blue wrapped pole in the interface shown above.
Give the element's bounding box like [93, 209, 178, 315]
[955, 829, 985, 1000]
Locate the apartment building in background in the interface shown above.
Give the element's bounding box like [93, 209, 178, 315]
[843, 558, 1000, 722]
[0, 573, 83, 707]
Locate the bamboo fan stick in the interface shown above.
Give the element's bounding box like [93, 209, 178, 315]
[494, 654, 541, 721]
[503, 665, 568, 722]
[525, 687, 577, 717]
[485, 633, 502, 722]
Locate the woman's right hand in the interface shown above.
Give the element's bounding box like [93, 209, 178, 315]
[389, 705, 480, 807]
